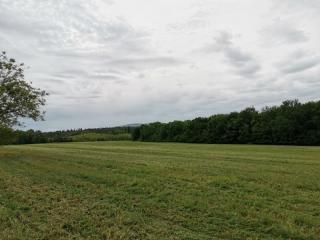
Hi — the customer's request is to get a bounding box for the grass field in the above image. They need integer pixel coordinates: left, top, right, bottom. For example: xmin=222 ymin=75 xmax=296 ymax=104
xmin=0 ymin=142 xmax=319 ymax=239
xmin=71 ymin=133 xmax=132 ymax=142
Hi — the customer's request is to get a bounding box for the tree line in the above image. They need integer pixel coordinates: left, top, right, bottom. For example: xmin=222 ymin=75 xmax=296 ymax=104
xmin=0 ymin=127 xmax=133 ymax=145
xmin=132 ymin=100 xmax=320 ymax=145
xmin=2 ymin=52 xmax=320 ymax=146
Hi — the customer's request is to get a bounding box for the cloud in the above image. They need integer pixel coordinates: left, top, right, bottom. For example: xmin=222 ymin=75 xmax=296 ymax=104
xmin=213 ymin=31 xmax=233 ymax=50
xmin=107 ymin=57 xmax=184 ymax=70
xmin=201 ymin=31 xmax=261 ymax=78
xmin=277 ymin=50 xmax=320 ymax=74
xmin=281 ymin=57 xmax=320 ymax=74
xmin=271 ymin=0 xmax=320 ymax=12
xmin=261 ymin=20 xmax=308 ymax=45
xmin=1 ymin=0 xmax=319 ymax=131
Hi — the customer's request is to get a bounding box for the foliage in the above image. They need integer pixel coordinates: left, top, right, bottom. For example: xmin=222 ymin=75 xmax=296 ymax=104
xmin=0 ymin=126 xmax=15 ymax=145
xmin=134 ymin=100 xmax=320 ymax=145
xmin=0 ymin=126 xmax=134 ymax=145
xmin=0 ymin=142 xmax=319 ymax=239
xmin=0 ymin=51 xmax=47 ymax=127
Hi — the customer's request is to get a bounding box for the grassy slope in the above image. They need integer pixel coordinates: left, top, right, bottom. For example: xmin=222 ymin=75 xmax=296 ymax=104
xmin=0 ymin=142 xmax=319 ymax=239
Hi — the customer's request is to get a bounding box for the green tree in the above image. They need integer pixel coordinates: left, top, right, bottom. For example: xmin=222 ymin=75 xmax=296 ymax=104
xmin=0 ymin=51 xmax=47 ymax=128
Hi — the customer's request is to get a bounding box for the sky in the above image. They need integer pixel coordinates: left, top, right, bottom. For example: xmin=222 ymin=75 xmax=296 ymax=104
xmin=1 ymin=0 xmax=320 ymax=131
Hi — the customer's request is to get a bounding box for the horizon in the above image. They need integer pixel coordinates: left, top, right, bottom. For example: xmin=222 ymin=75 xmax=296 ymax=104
xmin=21 ymin=98 xmax=317 ymax=132
xmin=2 ymin=0 xmax=320 ymax=131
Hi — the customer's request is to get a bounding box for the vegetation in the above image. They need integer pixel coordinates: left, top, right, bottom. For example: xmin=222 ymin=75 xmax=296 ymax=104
xmin=71 ymin=133 xmax=131 ymax=142
xmin=2 ymin=99 xmax=320 ymax=146
xmin=0 ymin=51 xmax=47 ymax=128
xmin=0 ymin=141 xmax=319 ymax=239
xmin=0 ymin=127 xmax=133 ymax=145
xmin=133 ymin=99 xmax=320 ymax=145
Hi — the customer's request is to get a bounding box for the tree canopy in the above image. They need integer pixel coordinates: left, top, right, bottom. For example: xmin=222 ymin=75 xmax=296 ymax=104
xmin=133 ymin=100 xmax=320 ymax=146
xmin=0 ymin=51 xmax=47 ymax=128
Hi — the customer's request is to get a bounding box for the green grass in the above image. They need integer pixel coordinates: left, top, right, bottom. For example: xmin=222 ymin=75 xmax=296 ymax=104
xmin=0 ymin=142 xmax=319 ymax=239
xmin=71 ymin=133 xmax=132 ymax=142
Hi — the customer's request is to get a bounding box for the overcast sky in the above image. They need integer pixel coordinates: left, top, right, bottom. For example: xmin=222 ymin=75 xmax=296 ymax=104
xmin=1 ymin=0 xmax=319 ymax=131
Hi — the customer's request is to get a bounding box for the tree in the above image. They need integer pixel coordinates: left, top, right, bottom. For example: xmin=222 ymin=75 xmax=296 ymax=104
xmin=134 ymin=100 xmax=320 ymax=145
xmin=0 ymin=51 xmax=47 ymax=128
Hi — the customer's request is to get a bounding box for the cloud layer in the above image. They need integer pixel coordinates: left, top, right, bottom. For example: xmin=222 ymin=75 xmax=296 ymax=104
xmin=1 ymin=0 xmax=319 ymax=130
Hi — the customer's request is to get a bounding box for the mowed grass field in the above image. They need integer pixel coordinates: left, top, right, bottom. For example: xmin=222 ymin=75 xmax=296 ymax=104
xmin=0 ymin=142 xmax=319 ymax=240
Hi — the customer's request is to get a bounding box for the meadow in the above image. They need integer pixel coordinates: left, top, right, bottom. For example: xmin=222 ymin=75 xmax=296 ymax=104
xmin=0 ymin=141 xmax=319 ymax=239
xmin=71 ymin=132 xmax=132 ymax=142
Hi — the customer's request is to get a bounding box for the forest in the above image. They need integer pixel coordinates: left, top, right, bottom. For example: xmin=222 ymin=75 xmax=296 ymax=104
xmin=132 ymin=99 xmax=320 ymax=146
xmin=0 ymin=127 xmax=133 ymax=145
xmin=1 ymin=99 xmax=320 ymax=146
